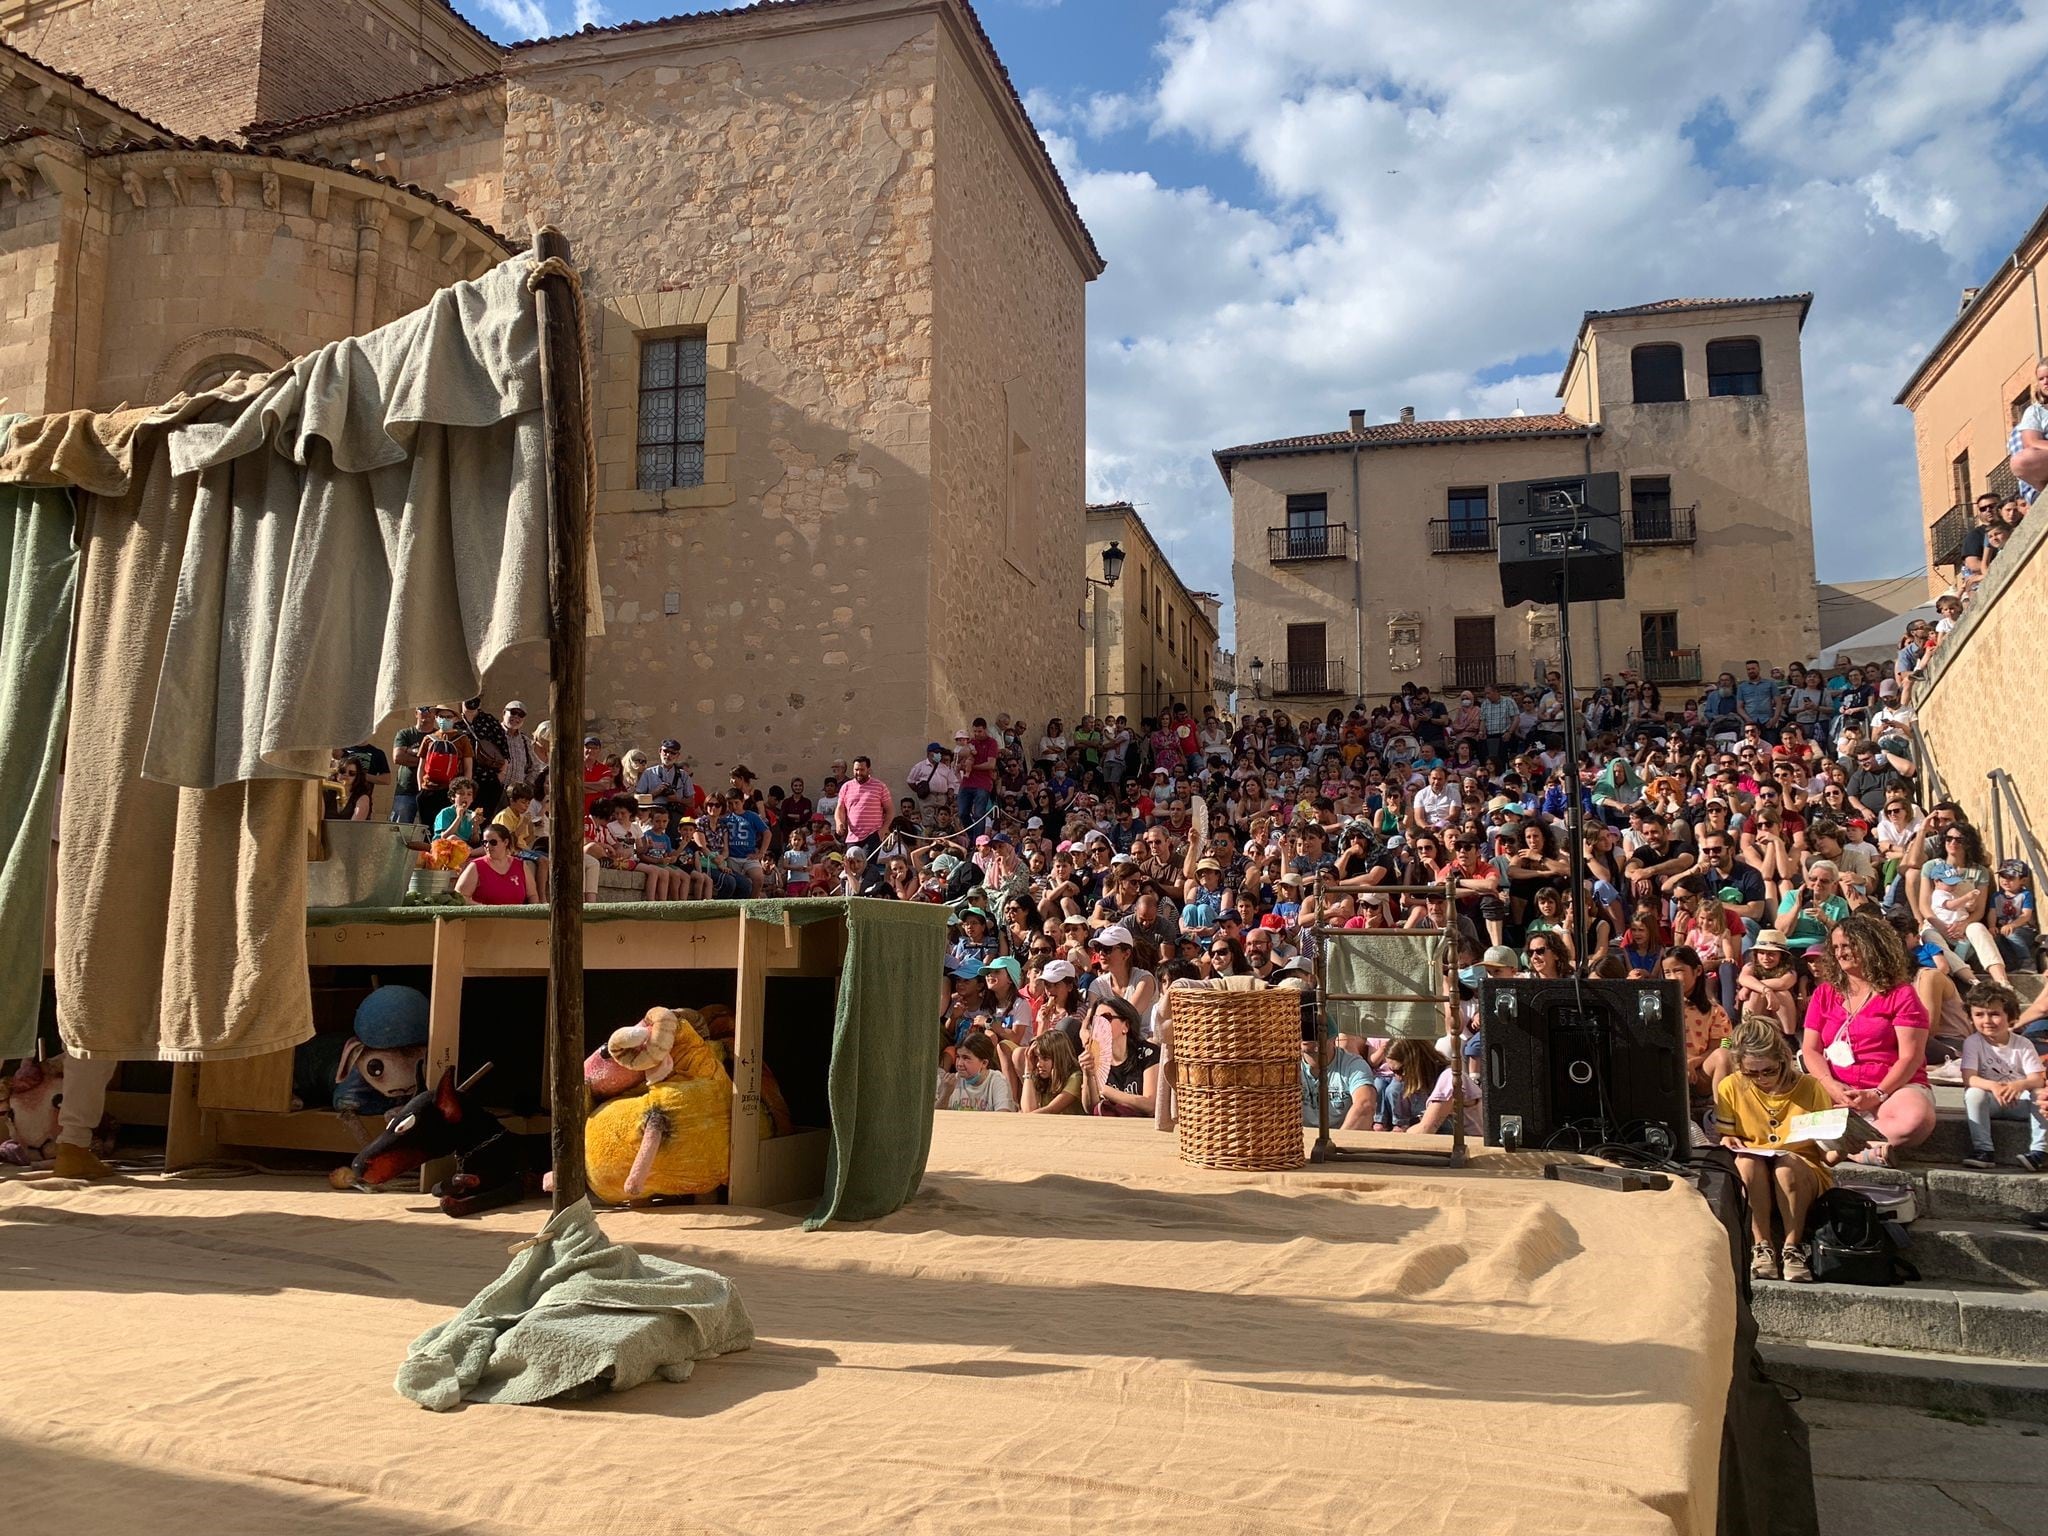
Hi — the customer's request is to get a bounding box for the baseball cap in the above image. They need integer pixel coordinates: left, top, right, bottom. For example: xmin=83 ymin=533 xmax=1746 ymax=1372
xmin=504 ymin=699 xmax=528 ymax=714
xmin=1481 ymin=945 xmax=1519 ymax=971
xmin=953 ymin=729 xmax=971 ymax=740
xmin=926 ymin=742 xmax=945 ymax=753
xmin=1091 ymin=923 xmax=1135 ymax=949
xmin=583 ymin=734 xmax=602 ymax=746
xmin=1026 ymin=816 xmax=1043 ymax=829
xmin=1999 ymin=859 xmax=2030 ymax=879
xmin=1110 ymin=852 xmax=1136 ymax=866
xmin=1041 ymin=958 xmax=1078 ymax=983
xmin=661 ymin=738 xmax=681 ymax=750
xmin=945 ymin=957 xmax=984 ymax=979
xmin=983 ymin=956 xmax=1022 ymax=986
xmin=1258 ymin=914 xmax=1285 ymax=931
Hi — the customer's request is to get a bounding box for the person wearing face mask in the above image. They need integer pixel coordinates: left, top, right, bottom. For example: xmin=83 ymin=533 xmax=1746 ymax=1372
xmin=414 ymin=705 xmax=473 ymax=832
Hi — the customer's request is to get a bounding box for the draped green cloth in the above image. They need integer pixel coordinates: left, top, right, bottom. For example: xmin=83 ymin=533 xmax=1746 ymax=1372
xmin=0 ymin=416 xmax=76 ymax=1059
xmin=1319 ymin=929 xmax=1450 ymax=1041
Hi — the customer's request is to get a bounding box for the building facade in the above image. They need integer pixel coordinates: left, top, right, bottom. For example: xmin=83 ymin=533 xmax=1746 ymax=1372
xmin=1894 ymin=208 xmax=2048 ymax=598
xmin=0 ymin=0 xmax=1099 ymax=781
xmin=1222 ymin=296 xmax=1820 ymax=708
xmin=1082 ymin=501 xmax=1219 ymax=724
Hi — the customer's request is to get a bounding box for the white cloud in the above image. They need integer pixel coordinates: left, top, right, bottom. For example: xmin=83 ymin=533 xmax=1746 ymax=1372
xmin=1064 ymin=0 xmax=2048 ymax=638
xmin=475 ymin=0 xmax=552 ymax=35
xmin=571 ymin=0 xmax=609 ymax=28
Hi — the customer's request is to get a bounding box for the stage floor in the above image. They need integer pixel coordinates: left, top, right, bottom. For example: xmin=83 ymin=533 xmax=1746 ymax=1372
xmin=3 ymin=1118 xmax=1733 ymax=1535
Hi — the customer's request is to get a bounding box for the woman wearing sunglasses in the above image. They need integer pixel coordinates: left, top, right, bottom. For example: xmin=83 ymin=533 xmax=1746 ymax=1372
xmin=455 ymin=826 xmax=538 ymax=906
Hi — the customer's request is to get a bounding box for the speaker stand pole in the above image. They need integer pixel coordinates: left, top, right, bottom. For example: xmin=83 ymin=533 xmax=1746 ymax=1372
xmin=1554 ymin=560 xmax=1588 ymax=973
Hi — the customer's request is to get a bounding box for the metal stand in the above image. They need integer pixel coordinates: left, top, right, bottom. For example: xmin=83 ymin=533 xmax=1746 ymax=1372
xmin=1308 ymin=874 xmax=1468 ymax=1167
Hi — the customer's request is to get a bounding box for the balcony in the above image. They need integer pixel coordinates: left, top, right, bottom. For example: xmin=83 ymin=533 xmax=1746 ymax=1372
xmin=1928 ymin=501 xmax=1970 ymax=568
xmin=1269 ymin=659 xmax=1347 ymax=697
xmin=1626 ymin=647 xmax=1705 ymax=685
xmin=1427 ymin=517 xmax=1497 ymax=554
xmin=1624 ymin=503 xmax=1698 ymax=546
xmin=1439 ymin=653 xmax=1517 ymax=690
xmin=1267 ymin=523 xmax=1350 ymax=562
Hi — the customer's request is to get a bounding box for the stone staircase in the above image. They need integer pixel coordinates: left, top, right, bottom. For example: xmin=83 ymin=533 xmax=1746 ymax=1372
xmin=1756 ymin=1083 xmax=2048 ymax=1423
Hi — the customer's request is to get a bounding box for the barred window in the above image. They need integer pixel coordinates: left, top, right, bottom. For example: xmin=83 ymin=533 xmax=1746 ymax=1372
xmin=636 ymin=335 xmax=707 ymax=491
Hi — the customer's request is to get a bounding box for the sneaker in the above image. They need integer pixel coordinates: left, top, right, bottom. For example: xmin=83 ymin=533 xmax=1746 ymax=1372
xmin=1780 ymin=1241 xmax=1814 ymax=1284
xmin=1750 ymin=1241 xmax=1780 ymax=1280
xmin=1963 ymin=1152 xmax=1997 ymax=1170
xmin=2018 ymin=1152 xmax=2048 ymax=1173
xmin=1927 ymin=1058 xmax=1964 ymax=1085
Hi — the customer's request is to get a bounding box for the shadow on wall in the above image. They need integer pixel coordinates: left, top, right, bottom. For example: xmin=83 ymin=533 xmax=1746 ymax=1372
xmin=482 ymin=374 xmax=936 ymax=784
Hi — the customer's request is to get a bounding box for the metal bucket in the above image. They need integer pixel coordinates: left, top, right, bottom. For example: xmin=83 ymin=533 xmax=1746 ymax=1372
xmin=308 ymin=820 xmax=420 ymax=910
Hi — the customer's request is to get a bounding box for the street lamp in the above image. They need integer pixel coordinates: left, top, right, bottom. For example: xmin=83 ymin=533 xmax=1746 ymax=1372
xmin=1092 ymin=540 xmax=1125 ymax=589
xmin=1248 ymin=655 xmax=1264 ymax=699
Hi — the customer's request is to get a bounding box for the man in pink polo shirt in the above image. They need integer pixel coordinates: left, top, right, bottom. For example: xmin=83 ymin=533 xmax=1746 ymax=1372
xmin=834 ymin=754 xmax=892 ymax=853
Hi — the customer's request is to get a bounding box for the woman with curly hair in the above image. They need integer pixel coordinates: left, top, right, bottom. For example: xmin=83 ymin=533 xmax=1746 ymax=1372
xmin=1800 ymin=910 xmax=1936 ymax=1164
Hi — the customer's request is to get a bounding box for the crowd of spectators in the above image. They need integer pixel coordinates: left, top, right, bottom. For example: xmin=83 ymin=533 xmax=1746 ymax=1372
xmin=332 ymin=573 xmax=2047 ymax=1276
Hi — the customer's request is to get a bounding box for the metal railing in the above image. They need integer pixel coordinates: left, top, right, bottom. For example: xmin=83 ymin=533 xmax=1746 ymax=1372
xmin=1427 ymin=517 xmax=1497 ymax=554
xmin=1625 ymin=647 xmax=1704 ymax=684
xmin=1928 ymin=501 xmax=1970 ymax=568
xmin=1624 ymin=503 xmax=1698 ymax=545
xmin=1267 ymin=523 xmax=1350 ymax=562
xmin=1269 ymin=659 xmax=1347 ymax=697
xmin=1439 ymin=652 xmax=1517 ymax=690
xmin=1988 ymin=768 xmax=2047 ymax=904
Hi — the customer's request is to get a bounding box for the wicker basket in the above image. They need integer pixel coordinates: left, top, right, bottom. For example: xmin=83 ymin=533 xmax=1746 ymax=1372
xmin=1171 ymin=986 xmax=1305 ymax=1171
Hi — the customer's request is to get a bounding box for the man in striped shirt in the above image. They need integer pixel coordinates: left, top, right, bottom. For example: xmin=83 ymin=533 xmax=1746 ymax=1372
xmin=1477 ymin=683 xmax=1518 ymax=768
xmin=834 ymin=754 xmax=892 ymax=853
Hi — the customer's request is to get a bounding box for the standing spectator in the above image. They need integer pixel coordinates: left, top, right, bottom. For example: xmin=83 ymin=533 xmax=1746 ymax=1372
xmin=501 ymin=700 xmax=541 ymax=792
xmin=459 ymin=696 xmax=509 ymax=815
xmin=1735 ymin=660 xmax=1781 ymax=740
xmin=580 ymin=734 xmax=617 ymax=814
xmin=959 ymin=719 xmax=999 ymax=833
xmin=390 ymin=702 xmax=433 ymax=825
xmin=415 ymin=706 xmax=473 ymax=831
xmin=835 ymin=755 xmax=892 ymax=852
xmin=906 ymin=741 xmax=958 ymax=829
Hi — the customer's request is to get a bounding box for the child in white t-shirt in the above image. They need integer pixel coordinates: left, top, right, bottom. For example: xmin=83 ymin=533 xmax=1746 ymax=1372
xmin=779 ymin=829 xmax=812 ymax=896
xmin=1959 ymin=982 xmax=2048 ymax=1170
xmin=939 ymin=1032 xmax=1014 ymax=1112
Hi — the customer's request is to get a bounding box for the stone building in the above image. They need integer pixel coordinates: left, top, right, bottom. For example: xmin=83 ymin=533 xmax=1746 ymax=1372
xmin=1082 ymin=500 xmax=1220 ymax=725
xmin=1894 ymin=206 xmax=2048 ymax=598
xmin=1221 ymin=296 xmax=1820 ymax=707
xmin=0 ymin=0 xmax=1100 ymax=781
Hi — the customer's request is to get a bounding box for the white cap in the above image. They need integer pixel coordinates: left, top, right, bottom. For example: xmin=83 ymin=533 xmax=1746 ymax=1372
xmin=1091 ymin=923 xmax=1135 ymax=949
xmin=1026 ymin=816 xmax=1043 ymax=829
xmin=503 ymin=699 xmax=528 ymax=713
xmin=1041 ymin=958 xmax=1078 ymax=982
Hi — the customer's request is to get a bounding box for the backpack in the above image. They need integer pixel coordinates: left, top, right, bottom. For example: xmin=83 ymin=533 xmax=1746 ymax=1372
xmin=1805 ymin=1187 xmax=1919 ymax=1286
xmin=418 ymin=735 xmax=462 ymax=790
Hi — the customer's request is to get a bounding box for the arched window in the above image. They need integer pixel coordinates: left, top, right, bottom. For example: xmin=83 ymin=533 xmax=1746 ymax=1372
xmin=1631 ymin=343 xmax=1685 ymax=404
xmin=181 ymin=354 xmax=271 ymax=394
xmin=1706 ymin=338 xmax=1763 ymax=396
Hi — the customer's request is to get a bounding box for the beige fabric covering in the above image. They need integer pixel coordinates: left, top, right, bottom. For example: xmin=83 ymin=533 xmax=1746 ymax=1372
xmin=1 ymin=1116 xmax=1732 ymax=1532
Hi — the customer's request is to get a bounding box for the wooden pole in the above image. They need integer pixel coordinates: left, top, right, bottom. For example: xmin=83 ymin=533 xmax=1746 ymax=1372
xmin=532 ymin=226 xmax=589 ymax=1213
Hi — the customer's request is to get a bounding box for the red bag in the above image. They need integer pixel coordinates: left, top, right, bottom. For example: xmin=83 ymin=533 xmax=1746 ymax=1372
xmin=419 ymin=736 xmax=462 ymax=790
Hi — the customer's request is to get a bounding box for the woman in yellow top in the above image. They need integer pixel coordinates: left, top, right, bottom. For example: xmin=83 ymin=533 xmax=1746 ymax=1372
xmin=1714 ymin=1013 xmax=1835 ymax=1284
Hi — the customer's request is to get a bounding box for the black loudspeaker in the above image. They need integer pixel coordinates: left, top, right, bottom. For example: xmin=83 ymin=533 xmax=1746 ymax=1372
xmin=1478 ymin=977 xmax=1688 ymax=1159
xmin=1497 ymin=472 xmax=1625 ymax=606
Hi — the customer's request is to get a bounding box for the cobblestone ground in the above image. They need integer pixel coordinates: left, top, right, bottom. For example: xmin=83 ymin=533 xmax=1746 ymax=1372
xmin=1801 ymin=1398 xmax=2045 ymax=1535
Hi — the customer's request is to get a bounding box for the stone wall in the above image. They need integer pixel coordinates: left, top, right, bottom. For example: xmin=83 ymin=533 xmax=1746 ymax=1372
xmin=260 ymin=84 xmax=509 ymax=232
xmin=491 ymin=14 xmax=944 ymax=783
xmin=1917 ymin=512 xmax=2048 ymax=853
xmin=930 ymin=22 xmax=1087 ymax=739
xmin=85 ymin=150 xmax=499 ymax=410
xmin=0 ymin=163 xmax=80 ymax=416
xmin=0 ymin=0 xmax=498 ymax=139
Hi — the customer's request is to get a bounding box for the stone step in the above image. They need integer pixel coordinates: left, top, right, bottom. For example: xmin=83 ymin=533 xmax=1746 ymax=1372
xmin=1754 ymin=1276 xmax=2048 ymax=1362
xmin=1836 ymin=1161 xmax=2048 ymax=1223
xmin=1759 ymin=1339 xmax=2048 ymax=1424
xmin=1902 ymin=1105 xmax=2039 ymax=1166
xmin=1902 ymin=1220 xmax=2048 ymax=1289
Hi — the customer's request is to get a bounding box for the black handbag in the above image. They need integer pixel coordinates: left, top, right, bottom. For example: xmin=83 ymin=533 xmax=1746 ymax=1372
xmin=1806 ymin=1187 xmax=1919 ymax=1286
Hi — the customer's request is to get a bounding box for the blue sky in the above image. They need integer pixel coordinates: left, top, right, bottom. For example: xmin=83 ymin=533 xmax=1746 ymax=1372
xmin=456 ymin=0 xmax=2048 ymax=630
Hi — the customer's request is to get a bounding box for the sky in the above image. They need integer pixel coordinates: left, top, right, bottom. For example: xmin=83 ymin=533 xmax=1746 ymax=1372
xmin=454 ymin=0 xmax=2048 ymax=634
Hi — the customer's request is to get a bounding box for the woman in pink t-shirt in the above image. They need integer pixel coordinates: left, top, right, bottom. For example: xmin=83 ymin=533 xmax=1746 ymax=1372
xmin=1800 ymin=911 xmax=1936 ymax=1165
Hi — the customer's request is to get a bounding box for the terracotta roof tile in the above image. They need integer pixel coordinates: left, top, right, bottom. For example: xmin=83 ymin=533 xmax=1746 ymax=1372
xmin=1214 ymin=412 xmax=1594 ymax=482
xmin=1581 ymin=295 xmax=1812 ymax=322
xmin=506 ymin=0 xmax=1102 ymax=273
xmin=244 ymin=73 xmax=504 ymax=142
xmin=0 ymin=38 xmax=175 ymax=139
